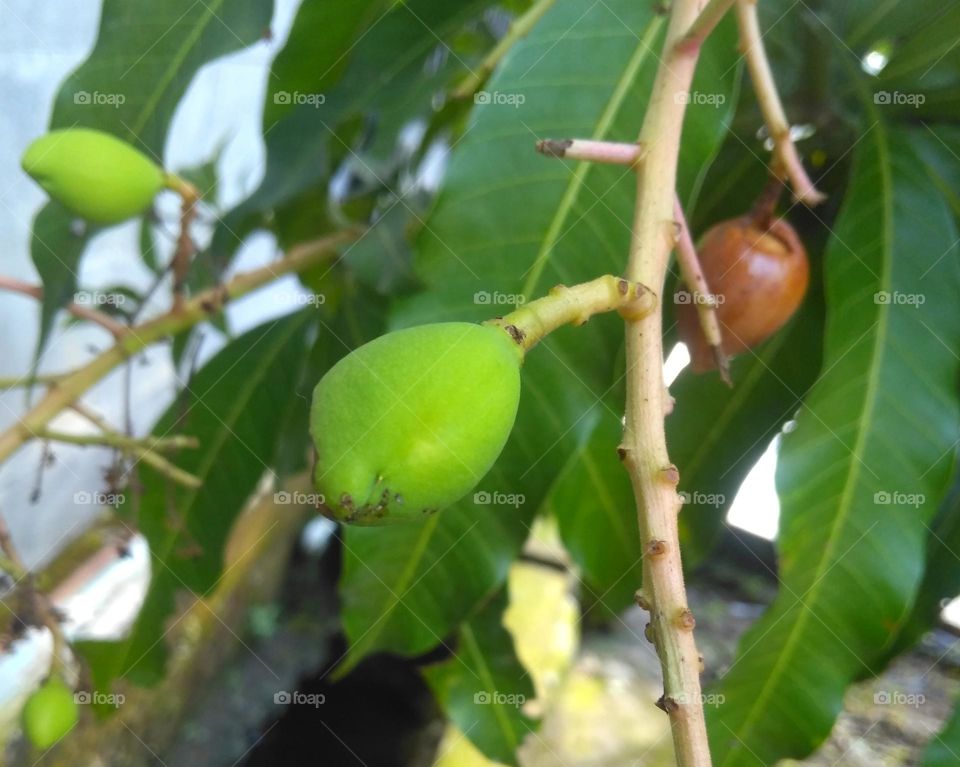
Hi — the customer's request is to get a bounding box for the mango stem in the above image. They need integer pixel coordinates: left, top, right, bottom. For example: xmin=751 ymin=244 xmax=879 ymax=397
xmin=486 ymin=274 xmax=656 ymax=354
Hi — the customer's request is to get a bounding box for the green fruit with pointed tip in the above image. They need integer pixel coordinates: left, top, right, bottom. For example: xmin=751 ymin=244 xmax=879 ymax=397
xmin=21 ymin=129 xmax=166 ymax=224
xmin=21 ymin=678 xmax=78 ymax=750
xmin=311 ymin=322 xmax=522 ymax=525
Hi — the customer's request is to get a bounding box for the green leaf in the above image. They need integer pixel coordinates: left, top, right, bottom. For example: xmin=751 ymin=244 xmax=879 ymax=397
xmin=29 ymin=204 xmax=89 ymax=372
xmin=79 ymin=312 xmax=311 ymax=685
xmin=422 ymin=590 xmax=537 ymax=766
xmin=883 ymin=476 xmax=960 ymax=661
xmin=339 ymin=0 xmax=739 ymax=667
xmin=708 ymin=121 xmax=960 ymax=765
xmin=921 ymin=697 xmax=960 ymax=767
xmin=31 ymin=0 xmax=271 ymax=360
xmin=212 ymin=0 xmax=488 ymax=262
xmin=671 ymin=285 xmax=825 ymax=566
xmin=263 ymin=0 xmax=386 ymax=126
xmin=547 ymin=410 xmax=641 ymax=619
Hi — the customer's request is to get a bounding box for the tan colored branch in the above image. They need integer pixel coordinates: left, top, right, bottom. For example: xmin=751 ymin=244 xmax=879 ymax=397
xmin=672 ymin=196 xmax=731 ymax=385
xmin=0 ymin=275 xmax=127 ymax=338
xmin=735 ymin=0 xmax=825 ymax=205
xmin=621 ymin=0 xmax=716 ymax=764
xmin=0 ymin=229 xmax=359 ymax=466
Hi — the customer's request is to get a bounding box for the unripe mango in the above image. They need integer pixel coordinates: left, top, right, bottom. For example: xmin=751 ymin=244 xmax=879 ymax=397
xmin=311 ymin=323 xmax=522 ymax=525
xmin=21 ymin=129 xmax=165 ymax=224
xmin=21 ymin=678 xmax=78 ymax=750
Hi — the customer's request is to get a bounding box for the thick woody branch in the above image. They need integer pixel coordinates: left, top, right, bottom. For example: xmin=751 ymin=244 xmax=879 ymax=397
xmin=735 ymin=0 xmax=825 ymax=205
xmin=672 ymin=196 xmax=731 ymax=385
xmin=621 ymin=0 xmax=716 ymax=764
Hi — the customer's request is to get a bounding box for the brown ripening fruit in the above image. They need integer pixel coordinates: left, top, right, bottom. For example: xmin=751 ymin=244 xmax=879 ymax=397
xmin=677 ymin=215 xmax=808 ymax=372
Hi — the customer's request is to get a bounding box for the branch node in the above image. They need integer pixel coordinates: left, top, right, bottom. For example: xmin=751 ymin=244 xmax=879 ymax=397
xmin=677 ymin=607 xmax=697 ymax=630
xmin=656 ymin=694 xmax=681 ymax=714
xmin=661 ymin=464 xmax=680 ymax=485
xmin=635 ymin=589 xmax=651 ymax=611
xmin=646 ymin=539 xmax=668 ymax=558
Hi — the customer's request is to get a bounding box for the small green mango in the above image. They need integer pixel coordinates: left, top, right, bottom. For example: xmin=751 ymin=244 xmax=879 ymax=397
xmin=21 ymin=678 xmax=78 ymax=750
xmin=21 ymin=129 xmax=166 ymax=224
xmin=311 ymin=322 xmax=522 ymax=525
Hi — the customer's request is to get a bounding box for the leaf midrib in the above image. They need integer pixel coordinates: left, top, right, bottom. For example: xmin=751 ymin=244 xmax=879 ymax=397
xmin=719 ymin=123 xmax=893 ymax=761
xmin=461 ymin=623 xmax=526 ymax=753
xmin=128 ymin=0 xmax=228 ymax=142
xmin=519 ymin=14 xmax=664 ymax=301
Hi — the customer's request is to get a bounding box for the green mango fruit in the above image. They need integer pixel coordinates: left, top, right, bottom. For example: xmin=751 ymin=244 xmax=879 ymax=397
xmin=21 ymin=678 xmax=78 ymax=750
xmin=311 ymin=322 xmax=522 ymax=525
xmin=21 ymin=129 xmax=166 ymax=224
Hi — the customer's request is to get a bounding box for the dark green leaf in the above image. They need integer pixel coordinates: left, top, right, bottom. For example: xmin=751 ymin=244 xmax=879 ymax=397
xmin=422 ymin=589 xmax=537 ymax=765
xmin=29 ymin=204 xmax=90 ymax=371
xmin=212 ymin=0 xmax=488 ymax=263
xmin=709 ymin=121 xmax=960 ymax=766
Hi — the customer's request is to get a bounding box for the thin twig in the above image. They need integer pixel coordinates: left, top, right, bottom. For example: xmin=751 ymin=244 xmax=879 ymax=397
xmin=0 ymin=513 xmax=70 ymax=672
xmin=675 ymin=0 xmax=738 ymax=53
xmin=0 ymin=229 xmax=360 ymax=465
xmin=536 ymin=138 xmax=643 ymax=166
xmin=735 ymin=0 xmax=825 ymax=205
xmin=0 ymin=275 xmax=127 ymax=338
xmin=164 ymin=175 xmax=201 ymax=313
xmin=673 ymin=196 xmax=731 ymax=385
xmin=38 ymin=428 xmax=201 ymax=489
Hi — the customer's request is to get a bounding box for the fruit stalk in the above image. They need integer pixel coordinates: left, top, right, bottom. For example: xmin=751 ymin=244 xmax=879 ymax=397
xmin=488 ymin=274 xmax=655 ymax=353
xmin=621 ymin=0 xmax=715 ymax=764
xmin=165 ymin=174 xmax=201 ymax=313
xmin=0 ymin=229 xmax=358 ymax=466
xmin=672 ymin=196 xmax=730 ymax=384
xmin=735 ymin=0 xmax=825 ymax=205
